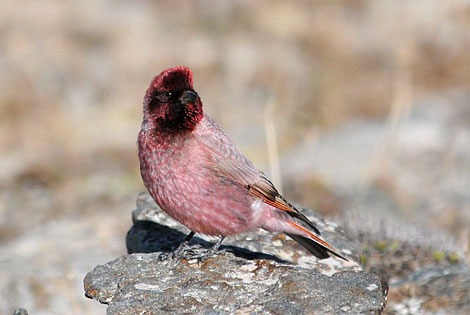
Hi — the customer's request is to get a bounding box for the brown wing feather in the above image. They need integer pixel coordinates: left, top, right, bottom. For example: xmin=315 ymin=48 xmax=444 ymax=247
xmin=246 ymin=174 xmax=293 ymax=211
xmin=198 ymin=119 xmax=321 ymax=235
xmin=246 ymin=176 xmax=321 ymax=234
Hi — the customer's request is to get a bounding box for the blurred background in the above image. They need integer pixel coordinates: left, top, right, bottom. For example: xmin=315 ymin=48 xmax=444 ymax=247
xmin=0 ymin=0 xmax=469 ymax=314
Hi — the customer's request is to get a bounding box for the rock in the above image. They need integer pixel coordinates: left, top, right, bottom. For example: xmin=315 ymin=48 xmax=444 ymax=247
xmin=387 ymin=263 xmax=470 ymax=314
xmin=12 ymin=309 xmax=28 ymax=315
xmin=84 ymin=194 xmax=388 ymax=314
xmin=84 ymin=252 xmax=388 ymax=314
xmin=350 ymin=235 xmax=470 ymax=315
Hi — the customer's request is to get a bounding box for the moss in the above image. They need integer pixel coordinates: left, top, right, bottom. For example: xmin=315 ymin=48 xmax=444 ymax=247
xmin=375 ymin=241 xmax=387 ymax=253
xmin=389 ymin=240 xmax=400 ymax=251
xmin=432 ymin=251 xmax=445 ymax=262
xmin=447 ymin=252 xmax=459 ymax=264
xmin=359 ymin=254 xmax=368 ymax=265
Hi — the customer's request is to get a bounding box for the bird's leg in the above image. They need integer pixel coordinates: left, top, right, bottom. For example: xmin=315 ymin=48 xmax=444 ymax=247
xmin=207 ymin=235 xmax=225 ymax=254
xmin=176 ymin=236 xmax=226 ymax=263
xmin=172 ymin=231 xmax=196 ymax=257
xmin=158 ymin=231 xmax=196 ymax=261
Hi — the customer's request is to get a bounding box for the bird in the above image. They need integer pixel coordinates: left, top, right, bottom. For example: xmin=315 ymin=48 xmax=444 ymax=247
xmin=138 ymin=66 xmax=347 ymax=262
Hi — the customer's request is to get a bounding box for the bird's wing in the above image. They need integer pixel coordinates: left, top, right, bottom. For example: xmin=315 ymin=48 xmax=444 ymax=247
xmin=212 ymin=158 xmax=348 ymax=260
xmin=198 ymin=117 xmax=320 ymax=233
xmin=246 ymin=174 xmax=321 ymax=234
xmin=198 ymin=117 xmax=348 ymax=260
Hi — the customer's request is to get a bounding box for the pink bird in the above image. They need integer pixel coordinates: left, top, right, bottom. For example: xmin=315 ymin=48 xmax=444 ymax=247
xmin=138 ymin=66 xmax=347 ymax=261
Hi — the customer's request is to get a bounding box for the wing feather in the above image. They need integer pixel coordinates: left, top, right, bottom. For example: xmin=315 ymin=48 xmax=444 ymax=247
xmin=197 ymin=117 xmax=321 ymax=235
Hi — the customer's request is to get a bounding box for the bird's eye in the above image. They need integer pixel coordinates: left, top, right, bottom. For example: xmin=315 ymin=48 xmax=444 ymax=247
xmin=165 ymin=92 xmax=172 ymax=98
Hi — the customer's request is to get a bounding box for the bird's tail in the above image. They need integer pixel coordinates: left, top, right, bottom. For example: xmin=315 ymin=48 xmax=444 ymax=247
xmin=286 ymin=222 xmax=349 ymax=261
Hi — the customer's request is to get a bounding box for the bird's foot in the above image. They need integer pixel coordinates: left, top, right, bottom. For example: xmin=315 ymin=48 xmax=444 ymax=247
xmin=175 ymin=246 xmax=228 ymax=264
xmin=158 ymin=243 xmax=227 ymax=264
xmin=158 ymin=235 xmax=226 ymax=265
xmin=157 ymin=242 xmax=203 ymax=262
xmin=176 ymin=236 xmax=227 ymax=263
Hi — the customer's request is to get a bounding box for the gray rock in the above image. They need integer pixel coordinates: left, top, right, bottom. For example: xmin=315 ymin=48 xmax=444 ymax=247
xmin=387 ymin=263 xmax=470 ymax=314
xmin=84 ymin=252 xmax=388 ymax=314
xmin=84 ymin=194 xmax=388 ymax=314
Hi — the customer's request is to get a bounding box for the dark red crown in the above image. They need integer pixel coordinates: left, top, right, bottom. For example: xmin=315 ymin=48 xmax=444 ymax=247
xmin=150 ymin=66 xmax=193 ymax=92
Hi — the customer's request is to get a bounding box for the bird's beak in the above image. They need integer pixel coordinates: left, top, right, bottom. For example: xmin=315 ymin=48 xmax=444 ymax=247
xmin=179 ymin=90 xmax=198 ymax=105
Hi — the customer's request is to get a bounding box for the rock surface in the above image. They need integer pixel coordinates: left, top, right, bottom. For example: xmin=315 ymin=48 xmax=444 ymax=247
xmin=387 ymin=263 xmax=470 ymax=314
xmin=84 ymin=193 xmax=388 ymax=314
xmin=85 ymin=252 xmax=388 ymax=314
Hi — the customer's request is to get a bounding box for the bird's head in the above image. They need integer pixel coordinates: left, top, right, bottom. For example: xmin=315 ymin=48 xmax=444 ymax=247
xmin=143 ymin=66 xmax=203 ymax=131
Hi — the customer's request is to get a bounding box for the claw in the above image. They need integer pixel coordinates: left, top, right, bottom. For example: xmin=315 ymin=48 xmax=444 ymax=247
xmin=158 ymin=252 xmax=170 ymax=261
xmin=157 ymin=233 xmax=226 ymax=265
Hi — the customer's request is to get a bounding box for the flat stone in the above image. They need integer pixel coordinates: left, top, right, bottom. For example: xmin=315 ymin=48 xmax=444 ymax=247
xmin=84 ymin=252 xmax=388 ymax=314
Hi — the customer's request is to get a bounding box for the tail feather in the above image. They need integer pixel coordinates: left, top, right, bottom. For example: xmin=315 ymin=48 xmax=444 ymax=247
xmin=286 ymin=233 xmax=349 ymax=261
xmin=287 ymin=222 xmax=349 ymax=261
xmin=286 ymin=233 xmax=330 ymax=259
